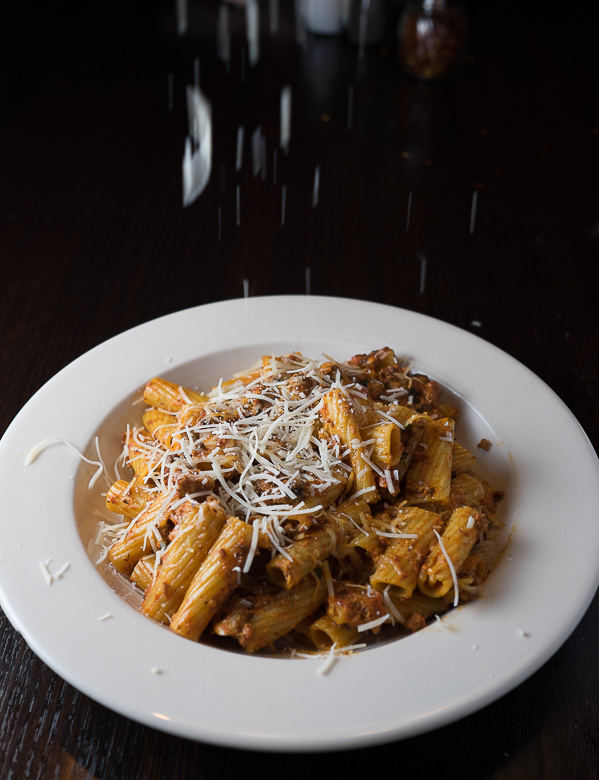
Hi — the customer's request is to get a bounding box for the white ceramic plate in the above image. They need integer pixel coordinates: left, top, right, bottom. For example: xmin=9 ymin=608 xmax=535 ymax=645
xmin=1 ymin=295 xmax=598 ymax=752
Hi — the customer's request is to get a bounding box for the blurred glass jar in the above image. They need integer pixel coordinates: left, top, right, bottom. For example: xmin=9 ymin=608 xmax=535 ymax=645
xmin=397 ymin=0 xmax=468 ymax=81
xmin=302 ymin=0 xmax=347 ymax=35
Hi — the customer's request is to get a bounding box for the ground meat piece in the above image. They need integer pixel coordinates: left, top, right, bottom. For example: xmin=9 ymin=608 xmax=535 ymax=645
xmin=327 ymin=582 xmax=387 ymax=631
xmin=174 ymin=471 xmax=215 ymax=496
xmin=285 ymin=373 xmax=317 ymax=400
xmin=348 ymin=347 xmax=396 ymax=375
xmin=364 ymin=378 xmax=385 ymax=400
xmin=410 ymin=374 xmax=442 ymax=413
xmin=377 ymin=365 xmax=411 ymax=390
xmin=405 ymin=612 xmax=427 ymax=632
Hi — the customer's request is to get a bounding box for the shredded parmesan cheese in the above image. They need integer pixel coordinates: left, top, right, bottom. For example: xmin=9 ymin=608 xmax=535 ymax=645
xmin=358 ymin=613 xmax=390 ymax=632
xmin=316 ymin=643 xmax=338 ymax=675
xmin=26 ymin=438 xmax=106 ymax=488
xmin=38 ymin=558 xmax=70 ymax=586
xmin=433 ymin=529 xmax=460 ymax=607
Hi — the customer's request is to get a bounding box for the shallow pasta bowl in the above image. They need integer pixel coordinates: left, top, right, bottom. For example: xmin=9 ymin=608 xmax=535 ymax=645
xmin=0 ymin=295 xmax=598 ymax=752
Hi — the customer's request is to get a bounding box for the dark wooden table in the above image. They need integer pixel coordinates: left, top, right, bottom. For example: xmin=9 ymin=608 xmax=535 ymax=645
xmin=2 ymin=1 xmax=599 ymax=777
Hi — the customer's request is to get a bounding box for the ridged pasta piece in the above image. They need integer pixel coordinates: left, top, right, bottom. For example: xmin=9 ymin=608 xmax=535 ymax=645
xmin=403 ymin=417 xmax=454 ymax=505
xmin=266 ymin=519 xmax=339 ymax=589
xmin=449 ymin=472 xmax=485 ymax=509
xmin=451 ymin=441 xmax=477 ymax=475
xmin=169 ymin=517 xmax=254 ymax=642
xmin=307 ymin=614 xmax=360 ymax=651
xmin=108 ymin=491 xmax=178 ymax=575
xmin=125 ymin=427 xmax=165 ymax=480
xmin=131 ymin=554 xmax=155 ymax=591
xmin=370 ymin=506 xmax=443 ymax=597
xmin=141 ymin=498 xmax=227 ymax=624
xmin=212 ymin=571 xmax=328 ymax=652
xmin=418 ymin=506 xmax=487 ymax=600
xmin=143 ymin=377 xmax=208 ymax=412
xmin=142 ymin=408 xmax=178 ymax=449
xmin=105 ymin=477 xmax=156 ymax=518
xmin=321 ymin=388 xmax=379 ymax=503
xmin=367 ymin=420 xmax=404 ymax=470
xmin=383 ymin=587 xmax=451 ymax=629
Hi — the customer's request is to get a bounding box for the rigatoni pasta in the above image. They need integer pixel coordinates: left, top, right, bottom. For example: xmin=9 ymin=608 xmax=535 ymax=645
xmin=97 ymin=348 xmax=504 ymax=655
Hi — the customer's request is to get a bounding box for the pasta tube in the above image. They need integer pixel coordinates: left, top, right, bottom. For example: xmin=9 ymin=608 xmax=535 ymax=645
xmin=381 ymin=405 xmax=427 ymax=481
xmin=307 ymin=614 xmax=360 ymax=651
xmin=266 ymin=520 xmax=339 ymax=589
xmin=321 ymin=388 xmax=379 ymax=503
xmin=451 ymin=441 xmax=477 ymax=475
xmin=141 ymin=498 xmax=227 ymax=623
xmin=418 ymin=506 xmax=487 ymax=599
xmin=105 ymin=477 xmax=157 ymax=517
xmin=142 ymin=408 xmax=178 ymax=449
xmin=108 ymin=491 xmax=178 ymax=575
xmin=143 ymin=377 xmax=208 ymax=412
xmin=403 ymin=417 xmax=454 ymax=504
xmin=125 ymin=428 xmax=165 ymax=480
xmin=131 ymin=554 xmax=155 ymax=591
xmin=384 ymin=587 xmax=451 ymax=629
xmin=169 ymin=517 xmax=254 ymax=641
xmin=212 ymin=571 xmax=328 ymax=652
xmin=449 ymin=472 xmax=485 ymax=509
xmin=370 ymin=506 xmax=442 ymax=597
xmin=368 ymin=421 xmax=404 ymax=470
